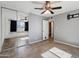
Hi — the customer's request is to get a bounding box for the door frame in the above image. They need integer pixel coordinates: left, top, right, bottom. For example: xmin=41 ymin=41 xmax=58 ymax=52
xmin=42 ymin=19 xmax=54 ymax=41
xmin=51 ymin=20 xmax=54 ymax=40
xmin=48 ymin=20 xmax=54 ymax=41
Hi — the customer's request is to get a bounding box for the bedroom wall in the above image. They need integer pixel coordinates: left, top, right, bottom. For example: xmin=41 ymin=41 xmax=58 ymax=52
xmin=0 ymin=4 xmax=2 ymax=52
xmin=28 ymin=13 xmax=43 ymax=43
xmin=53 ymin=9 xmax=79 ymax=47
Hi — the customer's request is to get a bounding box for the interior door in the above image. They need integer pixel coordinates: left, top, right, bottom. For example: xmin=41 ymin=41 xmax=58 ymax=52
xmin=2 ymin=8 xmax=17 ymax=50
xmin=48 ymin=22 xmax=51 ymax=39
xmin=2 ymin=8 xmax=17 ymax=39
xmin=43 ymin=20 xmax=49 ymax=40
xmin=48 ymin=21 xmax=54 ymax=40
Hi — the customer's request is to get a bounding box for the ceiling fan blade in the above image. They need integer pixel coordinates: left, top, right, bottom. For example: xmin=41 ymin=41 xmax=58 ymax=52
xmin=49 ymin=10 xmax=54 ymax=14
xmin=34 ymin=8 xmax=43 ymax=10
xmin=41 ymin=11 xmax=46 ymax=14
xmin=51 ymin=6 xmax=62 ymax=10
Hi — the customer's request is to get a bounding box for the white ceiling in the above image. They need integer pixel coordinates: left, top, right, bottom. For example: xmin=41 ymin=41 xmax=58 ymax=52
xmin=0 ymin=1 xmax=79 ymax=17
xmin=31 ymin=1 xmax=61 ymax=4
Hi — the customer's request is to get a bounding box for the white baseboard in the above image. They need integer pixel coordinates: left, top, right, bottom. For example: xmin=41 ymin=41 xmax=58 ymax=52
xmin=54 ymin=40 xmax=79 ymax=48
xmin=30 ymin=39 xmax=43 ymax=44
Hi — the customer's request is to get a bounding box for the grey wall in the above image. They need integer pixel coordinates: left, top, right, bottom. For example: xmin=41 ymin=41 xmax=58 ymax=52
xmin=0 ymin=5 xmax=2 ymax=52
xmin=53 ymin=9 xmax=79 ymax=46
xmin=29 ymin=13 xmax=43 ymax=43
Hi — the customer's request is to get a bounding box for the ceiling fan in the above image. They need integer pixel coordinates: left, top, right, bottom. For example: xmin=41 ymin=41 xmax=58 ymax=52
xmin=34 ymin=1 xmax=62 ymax=14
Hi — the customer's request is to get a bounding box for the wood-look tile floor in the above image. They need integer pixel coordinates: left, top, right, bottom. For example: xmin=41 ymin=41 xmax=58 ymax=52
xmin=0 ymin=40 xmax=79 ymax=58
xmin=2 ymin=38 xmax=29 ymax=50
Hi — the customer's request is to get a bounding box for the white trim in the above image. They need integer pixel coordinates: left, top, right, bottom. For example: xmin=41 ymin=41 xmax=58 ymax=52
xmin=54 ymin=40 xmax=79 ymax=48
xmin=30 ymin=39 xmax=43 ymax=44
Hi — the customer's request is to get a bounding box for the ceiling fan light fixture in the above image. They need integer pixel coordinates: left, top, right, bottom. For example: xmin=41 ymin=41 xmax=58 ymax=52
xmin=34 ymin=1 xmax=62 ymax=14
xmin=44 ymin=10 xmax=50 ymax=14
